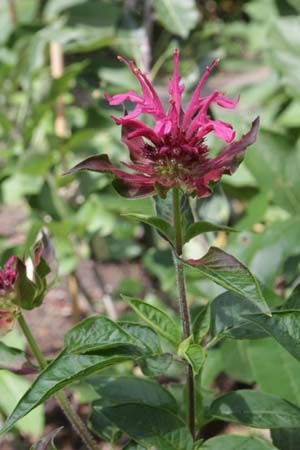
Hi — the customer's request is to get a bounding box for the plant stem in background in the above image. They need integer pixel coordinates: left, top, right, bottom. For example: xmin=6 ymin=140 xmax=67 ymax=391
xmin=7 ymin=0 xmax=17 ymax=25
xmin=18 ymin=313 xmax=99 ymax=450
xmin=172 ymin=188 xmax=195 ymax=438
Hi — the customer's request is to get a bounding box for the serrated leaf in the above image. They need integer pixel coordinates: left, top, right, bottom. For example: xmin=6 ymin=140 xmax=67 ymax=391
xmin=124 ymin=213 xmax=174 ymax=243
xmin=244 ymin=311 xmax=300 ymax=361
xmin=209 ymin=390 xmax=300 ymax=428
xmin=201 ymin=434 xmax=278 ymax=450
xmin=139 ymin=353 xmax=173 ymax=377
xmin=184 ymin=221 xmax=236 ymax=244
xmin=118 ymin=321 xmax=161 ymax=354
xmin=64 ymin=316 xmax=143 ymax=354
xmin=123 ymin=296 xmax=181 ymax=345
xmin=183 ymin=247 xmax=270 ymax=315
xmin=0 ymin=350 xmax=133 ymax=435
xmin=102 ymin=403 xmax=193 ymax=450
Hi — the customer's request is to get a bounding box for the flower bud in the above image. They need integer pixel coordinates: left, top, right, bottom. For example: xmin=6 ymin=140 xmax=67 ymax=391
xmin=0 ymin=256 xmax=19 ymax=337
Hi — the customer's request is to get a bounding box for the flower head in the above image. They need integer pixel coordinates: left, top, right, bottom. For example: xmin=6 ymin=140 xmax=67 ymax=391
xmin=0 ymin=256 xmax=18 ymax=337
xmin=66 ymin=49 xmax=259 ymax=198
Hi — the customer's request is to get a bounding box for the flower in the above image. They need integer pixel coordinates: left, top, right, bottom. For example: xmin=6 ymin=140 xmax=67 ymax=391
xmin=66 ymin=49 xmax=259 ymax=198
xmin=0 ymin=256 xmax=19 ymax=337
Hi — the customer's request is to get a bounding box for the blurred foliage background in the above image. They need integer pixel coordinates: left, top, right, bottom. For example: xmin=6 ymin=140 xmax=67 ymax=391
xmin=1 ymin=0 xmax=300 ymax=445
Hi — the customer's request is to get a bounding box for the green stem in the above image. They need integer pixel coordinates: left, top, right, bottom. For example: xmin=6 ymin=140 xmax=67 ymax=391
xmin=18 ymin=313 xmax=99 ymax=450
xmin=172 ymin=188 xmax=195 ymax=439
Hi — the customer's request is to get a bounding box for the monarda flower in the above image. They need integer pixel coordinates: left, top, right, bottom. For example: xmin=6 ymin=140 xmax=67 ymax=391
xmin=66 ymin=49 xmax=259 ymax=198
xmin=0 ymin=256 xmax=19 ymax=337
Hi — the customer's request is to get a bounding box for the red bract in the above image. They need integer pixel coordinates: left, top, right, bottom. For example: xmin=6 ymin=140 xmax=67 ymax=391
xmin=66 ymin=49 xmax=259 ymax=198
xmin=0 ymin=256 xmax=18 ymax=337
xmin=0 ymin=256 xmax=17 ymax=297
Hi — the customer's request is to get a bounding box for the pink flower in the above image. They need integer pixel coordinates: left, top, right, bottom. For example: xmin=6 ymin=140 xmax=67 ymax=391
xmin=0 ymin=256 xmax=18 ymax=337
xmin=66 ymin=49 xmax=259 ymax=198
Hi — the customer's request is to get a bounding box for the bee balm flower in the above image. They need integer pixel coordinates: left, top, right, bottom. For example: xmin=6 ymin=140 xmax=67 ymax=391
xmin=66 ymin=49 xmax=259 ymax=198
xmin=0 ymin=256 xmax=19 ymax=336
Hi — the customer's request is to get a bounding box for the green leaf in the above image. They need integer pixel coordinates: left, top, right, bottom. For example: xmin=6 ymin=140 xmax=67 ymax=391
xmin=88 ymin=401 xmax=120 ymax=443
xmin=123 ymin=296 xmax=181 ymax=345
xmin=184 ymin=221 xmax=236 ymax=244
xmin=221 ymin=340 xmax=254 ymax=384
xmin=184 ymin=344 xmax=206 ymax=375
xmin=88 ymin=376 xmax=177 ymax=413
xmin=153 ymin=0 xmax=199 ymax=38
xmin=64 ymin=316 xmax=143 ymax=354
xmin=15 ymin=258 xmax=37 ymax=310
xmin=122 ymin=442 xmax=146 ymax=450
xmin=30 ymin=427 xmax=63 ymax=450
xmin=0 ymin=351 xmax=133 ymax=435
xmin=118 ymin=322 xmax=161 ymax=354
xmin=0 ymin=371 xmax=44 ymax=437
xmin=210 ymin=292 xmax=268 ymax=340
xmin=245 ymin=311 xmax=300 ymax=361
xmin=123 ymin=213 xmax=175 ymax=243
xmin=201 ymin=435 xmax=278 ymax=450
xmin=102 ymin=403 xmax=193 ymax=450
xmin=247 ymin=338 xmax=300 ymax=405
xmin=271 ymin=428 xmax=300 ymax=450
xmin=192 ymin=304 xmax=211 ymax=343
xmin=0 ymin=342 xmax=29 ymax=373
xmin=139 ymin=353 xmax=173 ymax=377
xmin=183 ymin=247 xmax=270 ymax=315
xmin=209 ymin=390 xmax=300 ymax=428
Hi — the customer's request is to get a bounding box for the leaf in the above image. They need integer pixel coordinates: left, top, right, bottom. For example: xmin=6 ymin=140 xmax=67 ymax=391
xmin=184 ymin=221 xmax=236 ymax=244
xmin=88 ymin=401 xmax=120 ymax=442
xmin=0 ymin=350 xmax=133 ymax=435
xmin=201 ymin=434 xmax=278 ymax=450
xmin=271 ymin=428 xmax=300 ymax=450
xmin=154 ymin=189 xmax=194 ymax=228
xmin=30 ymin=427 xmax=63 ymax=450
xmin=246 ymin=130 xmax=300 ymax=214
xmin=64 ymin=316 xmax=143 ymax=354
xmin=139 ymin=353 xmax=173 ymax=377
xmin=153 ymin=0 xmax=199 ymax=38
xmin=192 ymin=304 xmax=211 ymax=343
xmin=184 ymin=247 xmax=270 ymax=315
xmin=123 ymin=442 xmax=146 ymax=450
xmin=123 ymin=296 xmax=181 ymax=345
xmin=209 ymin=390 xmax=300 ymax=428
xmin=118 ymin=321 xmax=162 ymax=354
xmin=102 ymin=403 xmax=193 ymax=450
xmin=0 ymin=371 xmax=44 ymax=437
xmin=123 ymin=213 xmax=175 ymax=243
xmin=210 ymin=292 xmax=268 ymax=340
xmin=0 ymin=342 xmax=31 ymax=374
xmin=244 ymin=311 xmax=300 ymax=361
xmin=184 ymin=344 xmax=206 ymax=375
xmin=221 ymin=340 xmax=254 ymax=384
xmin=88 ymin=376 xmax=177 ymax=413
xmin=247 ymin=338 xmax=300 ymax=405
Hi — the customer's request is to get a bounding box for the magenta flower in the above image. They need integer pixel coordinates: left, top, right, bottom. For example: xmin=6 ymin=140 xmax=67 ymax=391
xmin=0 ymin=256 xmax=18 ymax=336
xmin=67 ymin=49 xmax=259 ymax=198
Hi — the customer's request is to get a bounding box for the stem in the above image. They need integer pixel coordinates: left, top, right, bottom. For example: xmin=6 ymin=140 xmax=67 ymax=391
xmin=172 ymin=188 xmax=195 ymax=439
xmin=18 ymin=313 xmax=99 ymax=450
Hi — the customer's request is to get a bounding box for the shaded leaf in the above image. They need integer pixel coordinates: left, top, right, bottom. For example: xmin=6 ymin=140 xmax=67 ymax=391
xmin=102 ymin=403 xmax=193 ymax=450
xmin=123 ymin=296 xmax=181 ymax=345
xmin=245 ymin=311 xmax=300 ymax=361
xmin=210 ymin=292 xmax=268 ymax=340
xmin=209 ymin=390 xmax=300 ymax=428
xmin=201 ymin=434 xmax=278 ymax=450
xmin=271 ymin=428 xmax=300 ymax=450
xmin=184 ymin=247 xmax=270 ymax=315
xmin=30 ymin=427 xmax=63 ymax=450
xmin=153 ymin=0 xmax=199 ymax=38
xmin=124 ymin=213 xmax=174 ymax=243
xmin=0 ymin=350 xmax=133 ymax=435
xmin=64 ymin=316 xmax=143 ymax=354
xmin=184 ymin=221 xmax=236 ymax=244
xmin=192 ymin=304 xmax=211 ymax=343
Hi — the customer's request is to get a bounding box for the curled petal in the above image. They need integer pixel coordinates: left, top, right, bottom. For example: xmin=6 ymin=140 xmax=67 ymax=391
xmin=64 ymin=154 xmax=155 ymax=198
xmin=216 ymin=94 xmax=240 ymax=109
xmin=209 ymin=120 xmax=235 ymax=143
xmin=212 ymin=117 xmax=260 ymax=174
